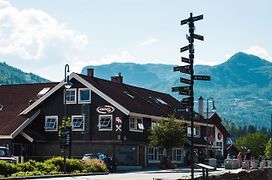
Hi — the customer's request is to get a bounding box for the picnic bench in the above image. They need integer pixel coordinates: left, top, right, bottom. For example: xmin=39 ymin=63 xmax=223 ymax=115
xmin=196 ymin=163 xmax=216 ymax=179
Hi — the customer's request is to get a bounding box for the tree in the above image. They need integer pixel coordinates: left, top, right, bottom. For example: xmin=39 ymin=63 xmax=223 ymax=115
xmin=148 ymin=115 xmax=186 ymax=168
xmin=236 ymin=131 xmax=269 ymax=157
xmin=265 ymin=138 xmax=272 ymax=159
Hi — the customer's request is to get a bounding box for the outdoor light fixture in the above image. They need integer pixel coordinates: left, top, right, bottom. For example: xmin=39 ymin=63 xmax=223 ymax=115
xmin=62 ymin=64 xmax=72 ymax=173
xmin=206 ymin=97 xmax=216 ymax=158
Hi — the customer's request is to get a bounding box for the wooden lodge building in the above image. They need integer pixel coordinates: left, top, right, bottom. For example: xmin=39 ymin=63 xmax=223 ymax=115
xmin=0 ymin=69 xmax=230 ymax=166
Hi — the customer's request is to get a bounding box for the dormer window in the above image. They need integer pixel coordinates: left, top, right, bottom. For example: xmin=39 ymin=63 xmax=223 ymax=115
xmin=129 ymin=117 xmax=144 ymax=132
xmin=44 ymin=116 xmax=58 ymax=131
xmin=64 ymin=88 xmax=77 ymax=104
xmin=37 ymin=87 xmax=50 ymax=97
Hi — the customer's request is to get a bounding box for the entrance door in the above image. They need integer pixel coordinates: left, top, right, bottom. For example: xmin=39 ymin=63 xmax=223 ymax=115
xmin=139 ymin=145 xmax=145 ymax=167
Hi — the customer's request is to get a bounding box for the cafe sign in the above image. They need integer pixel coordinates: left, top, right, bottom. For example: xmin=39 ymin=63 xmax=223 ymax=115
xmin=96 ymin=105 xmax=115 ymax=114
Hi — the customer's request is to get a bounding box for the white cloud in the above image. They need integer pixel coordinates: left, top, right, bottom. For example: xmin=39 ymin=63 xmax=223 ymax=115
xmin=141 ymin=36 xmax=159 ymax=46
xmin=89 ymin=51 xmax=136 ymax=65
xmin=0 ymin=0 xmax=89 ymax=81
xmin=242 ymin=46 xmax=271 ymax=61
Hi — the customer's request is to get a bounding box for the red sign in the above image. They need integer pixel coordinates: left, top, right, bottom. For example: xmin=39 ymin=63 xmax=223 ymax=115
xmin=96 ymin=105 xmax=115 ymax=114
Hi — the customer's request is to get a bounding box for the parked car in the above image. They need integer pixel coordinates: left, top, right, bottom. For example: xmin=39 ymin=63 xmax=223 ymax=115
xmin=82 ymin=152 xmax=114 ymax=171
xmin=0 ymin=146 xmax=16 ymax=163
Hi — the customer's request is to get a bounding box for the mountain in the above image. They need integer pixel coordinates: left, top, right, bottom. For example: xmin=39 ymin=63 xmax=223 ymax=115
xmin=82 ymin=52 xmax=272 ymax=128
xmin=0 ymin=62 xmax=49 ymax=84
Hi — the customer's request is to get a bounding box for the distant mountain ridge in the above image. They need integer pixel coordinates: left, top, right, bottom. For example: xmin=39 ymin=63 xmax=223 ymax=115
xmin=82 ymin=52 xmax=272 ymax=128
xmin=0 ymin=62 xmax=49 ymax=84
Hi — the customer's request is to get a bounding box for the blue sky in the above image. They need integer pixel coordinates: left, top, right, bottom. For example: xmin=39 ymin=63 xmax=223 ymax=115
xmin=0 ymin=0 xmax=271 ymax=81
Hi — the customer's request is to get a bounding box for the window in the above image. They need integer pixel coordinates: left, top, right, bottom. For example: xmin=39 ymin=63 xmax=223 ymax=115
xmin=78 ymin=88 xmax=90 ymax=103
xmin=64 ymin=88 xmax=76 ymax=104
xmin=148 ymin=147 xmax=165 ymax=162
xmin=187 ymin=126 xmax=200 ymax=137
xmin=44 ymin=116 xmax=58 ymax=131
xmin=98 ymin=115 xmax=112 ymax=131
xmin=171 ymin=148 xmax=183 ymax=163
xmin=129 ymin=117 xmax=144 ymax=132
xmin=151 ymin=120 xmax=157 ymax=129
xmin=72 ymin=115 xmax=85 ymax=131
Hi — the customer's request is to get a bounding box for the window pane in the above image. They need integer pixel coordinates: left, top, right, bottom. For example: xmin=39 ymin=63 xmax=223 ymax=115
xmin=129 ymin=118 xmax=136 ymax=129
xmin=99 ymin=116 xmax=112 ymax=129
xmin=66 ymin=90 xmax=76 ymax=102
xmin=80 ymin=89 xmax=90 ymax=101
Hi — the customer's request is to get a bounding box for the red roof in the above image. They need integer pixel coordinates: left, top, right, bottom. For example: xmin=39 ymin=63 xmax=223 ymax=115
xmin=0 ymin=83 xmax=57 ymax=135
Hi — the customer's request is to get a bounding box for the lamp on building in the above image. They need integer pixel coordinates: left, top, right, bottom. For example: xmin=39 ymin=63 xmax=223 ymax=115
xmin=206 ymin=97 xmax=216 ymax=158
xmin=63 ymin=64 xmax=72 ymax=173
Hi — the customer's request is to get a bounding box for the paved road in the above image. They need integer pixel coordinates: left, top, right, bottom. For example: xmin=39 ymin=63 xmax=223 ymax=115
xmin=35 ymin=168 xmax=244 ymax=180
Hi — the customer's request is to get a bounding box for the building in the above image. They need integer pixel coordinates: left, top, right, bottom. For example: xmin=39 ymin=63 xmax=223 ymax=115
xmin=0 ymin=69 xmax=231 ymax=166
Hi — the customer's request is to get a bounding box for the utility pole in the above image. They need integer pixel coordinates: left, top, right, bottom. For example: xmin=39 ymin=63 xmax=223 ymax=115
xmin=172 ymin=13 xmax=210 ymax=180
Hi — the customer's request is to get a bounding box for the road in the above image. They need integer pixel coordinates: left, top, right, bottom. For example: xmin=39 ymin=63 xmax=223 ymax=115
xmin=35 ymin=168 xmax=243 ymax=180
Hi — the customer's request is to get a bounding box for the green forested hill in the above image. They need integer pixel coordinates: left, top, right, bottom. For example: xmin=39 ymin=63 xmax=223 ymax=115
xmin=0 ymin=62 xmax=49 ymax=84
xmin=82 ymin=52 xmax=272 ymax=128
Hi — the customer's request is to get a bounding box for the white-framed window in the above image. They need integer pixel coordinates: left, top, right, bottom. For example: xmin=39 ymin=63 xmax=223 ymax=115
xmin=64 ymin=88 xmax=77 ymax=104
xmin=71 ymin=115 xmax=85 ymax=131
xmin=187 ymin=126 xmax=200 ymax=137
xmin=129 ymin=117 xmax=144 ymax=132
xmin=171 ymin=148 xmax=183 ymax=163
xmin=44 ymin=116 xmax=58 ymax=131
xmin=78 ymin=88 xmax=91 ymax=104
xmin=148 ymin=147 xmax=165 ymax=163
xmin=151 ymin=120 xmax=157 ymax=130
xmin=98 ymin=115 xmax=113 ymax=131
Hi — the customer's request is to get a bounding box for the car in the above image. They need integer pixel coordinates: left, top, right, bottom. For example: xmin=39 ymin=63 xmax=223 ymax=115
xmin=0 ymin=146 xmax=16 ymax=163
xmin=82 ymin=152 xmax=114 ymax=172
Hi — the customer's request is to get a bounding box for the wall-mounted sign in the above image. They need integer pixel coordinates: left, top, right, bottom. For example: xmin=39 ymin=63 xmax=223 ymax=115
xmin=96 ymin=105 xmax=115 ymax=114
xmin=115 ymin=117 xmax=122 ymax=132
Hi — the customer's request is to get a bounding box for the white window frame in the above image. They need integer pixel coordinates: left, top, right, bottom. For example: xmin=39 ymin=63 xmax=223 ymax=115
xmin=129 ymin=117 xmax=144 ymax=132
xmin=148 ymin=147 xmax=165 ymax=163
xmin=44 ymin=116 xmax=58 ymax=131
xmin=151 ymin=120 xmax=157 ymax=130
xmin=98 ymin=115 xmax=113 ymax=131
xmin=71 ymin=115 xmax=85 ymax=131
xmin=78 ymin=88 xmax=91 ymax=104
xmin=171 ymin=148 xmax=183 ymax=163
xmin=64 ymin=88 xmax=77 ymax=104
xmin=187 ymin=126 xmax=200 ymax=137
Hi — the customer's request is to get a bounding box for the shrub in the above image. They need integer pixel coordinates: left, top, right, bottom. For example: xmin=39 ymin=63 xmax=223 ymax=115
xmin=66 ymin=158 xmax=84 ymax=173
xmin=11 ymin=170 xmax=46 ymax=177
xmin=17 ymin=160 xmax=42 ymax=172
xmin=82 ymin=159 xmax=108 ymax=172
xmin=44 ymin=157 xmax=64 ymax=172
xmin=0 ymin=160 xmax=18 ymax=177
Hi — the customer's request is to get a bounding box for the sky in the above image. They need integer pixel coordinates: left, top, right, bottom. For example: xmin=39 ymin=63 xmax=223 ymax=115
xmin=0 ymin=0 xmax=271 ymax=81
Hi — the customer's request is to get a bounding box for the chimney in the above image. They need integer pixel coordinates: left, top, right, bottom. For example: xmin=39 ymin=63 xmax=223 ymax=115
xmin=198 ymin=96 xmax=204 ymax=117
xmin=111 ymin=72 xmax=123 ymax=84
xmin=87 ymin=68 xmax=94 ymax=77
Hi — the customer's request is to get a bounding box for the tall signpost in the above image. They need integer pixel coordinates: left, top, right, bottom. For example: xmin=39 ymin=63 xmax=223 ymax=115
xmin=173 ymin=13 xmax=210 ymax=179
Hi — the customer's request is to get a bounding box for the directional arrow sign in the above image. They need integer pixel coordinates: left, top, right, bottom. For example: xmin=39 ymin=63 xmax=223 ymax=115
xmin=193 ymin=75 xmax=211 ymax=81
xmin=179 ymin=89 xmax=191 ymax=96
xmin=181 ymin=97 xmax=192 ymax=106
xmin=180 ymin=77 xmax=191 ymax=84
xmin=181 ymin=57 xmax=191 ymax=64
xmin=180 ymin=45 xmax=189 ymax=53
xmin=180 ymin=19 xmax=188 ymax=25
xmin=193 ymin=34 xmax=204 ymax=41
xmin=172 ymin=86 xmax=181 ymax=92
xmin=180 ymin=65 xmax=192 ymax=74
xmin=173 ymin=65 xmax=191 ymax=74
xmin=172 ymin=86 xmax=190 ymax=93
xmin=192 ymin=14 xmax=203 ymax=22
